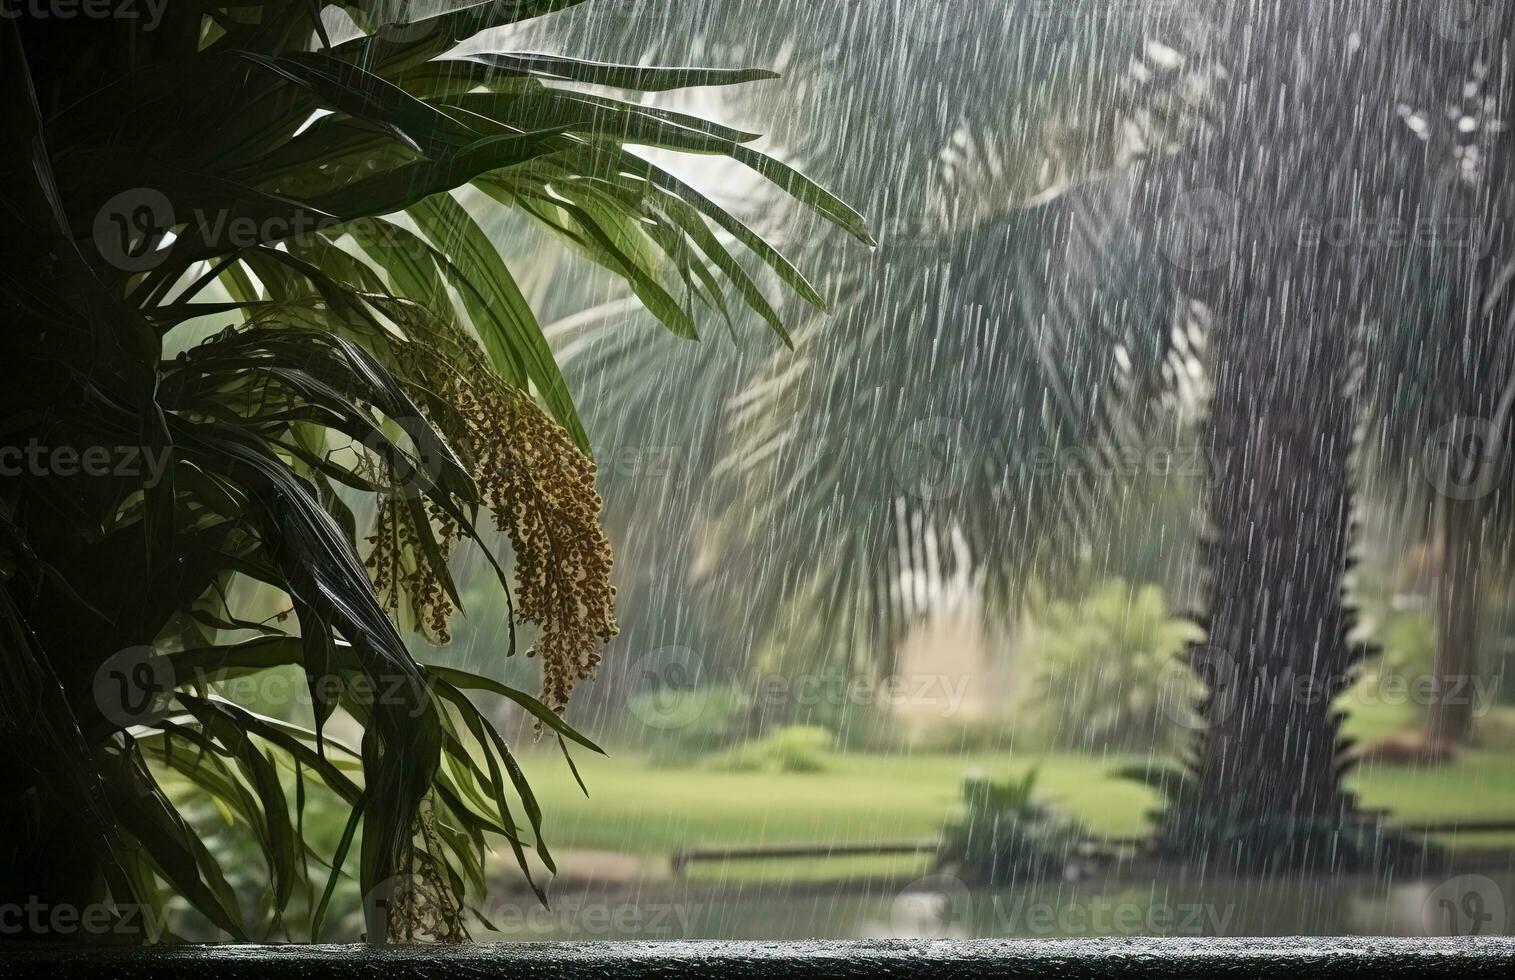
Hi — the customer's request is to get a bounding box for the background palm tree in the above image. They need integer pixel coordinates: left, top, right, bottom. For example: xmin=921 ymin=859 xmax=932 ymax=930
xmin=1 ymin=0 xmax=865 ymax=942
xmin=1131 ymin=0 xmax=1390 ymax=872
xmin=509 ymin=0 xmax=1205 ymax=702
xmin=1133 ymin=1 xmax=1515 ymax=870
xmin=1359 ymin=7 xmax=1515 ymax=747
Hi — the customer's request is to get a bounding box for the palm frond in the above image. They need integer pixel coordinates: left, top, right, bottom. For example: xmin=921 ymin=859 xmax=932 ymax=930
xmin=2 ymin=0 xmax=863 ymax=943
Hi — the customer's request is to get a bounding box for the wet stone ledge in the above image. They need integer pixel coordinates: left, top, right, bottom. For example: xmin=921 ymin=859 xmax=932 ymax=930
xmin=1 ymin=938 xmax=1514 ymax=979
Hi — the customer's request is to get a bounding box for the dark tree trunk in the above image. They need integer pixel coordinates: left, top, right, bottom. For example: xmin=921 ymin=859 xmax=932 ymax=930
xmin=1166 ymin=2 xmax=1404 ymax=871
xmin=1188 ymin=257 xmax=1367 ymax=869
xmin=1169 ymin=0 xmax=1515 ymax=870
xmin=1429 ymin=503 xmax=1483 ymax=744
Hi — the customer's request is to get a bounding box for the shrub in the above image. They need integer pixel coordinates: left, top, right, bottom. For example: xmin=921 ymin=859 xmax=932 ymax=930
xmin=707 ymin=725 xmax=834 ymax=774
xmin=827 ymin=699 xmax=908 ymax=754
xmin=1025 ymin=579 xmax=1202 ymax=753
xmin=1350 ymin=597 xmax=1445 ymax=720
xmin=1370 ymin=604 xmax=1438 ymax=685
xmin=933 ymin=769 xmax=1086 ymax=884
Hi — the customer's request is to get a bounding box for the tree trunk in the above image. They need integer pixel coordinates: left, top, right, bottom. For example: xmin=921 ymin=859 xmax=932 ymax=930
xmin=1187 ymin=259 xmax=1365 ymax=871
xmin=1171 ymin=0 xmax=1513 ymax=870
xmin=1428 ymin=503 xmax=1483 ymax=744
xmin=1169 ymin=2 xmax=1395 ymax=871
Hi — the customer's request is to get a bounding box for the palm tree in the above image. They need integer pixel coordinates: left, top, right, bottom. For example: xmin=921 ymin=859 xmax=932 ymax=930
xmin=1134 ymin=2 xmax=1515 ymax=870
xmin=0 ymin=0 xmax=865 ymax=942
xmin=533 ymin=0 xmax=1200 ymax=690
xmin=1358 ymin=17 xmax=1515 ymax=746
xmin=1127 ymin=1 xmax=1386 ymax=872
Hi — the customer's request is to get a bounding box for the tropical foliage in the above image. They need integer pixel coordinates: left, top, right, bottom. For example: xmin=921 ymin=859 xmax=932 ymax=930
xmin=0 ymin=0 xmax=864 ymax=942
xmin=676 ymin=1 xmax=1514 ymax=873
xmin=707 ymin=724 xmax=832 ymax=774
xmin=530 ymin=0 xmax=1209 ymax=694
xmin=933 ymin=769 xmax=1085 ymax=886
xmin=1027 ymin=580 xmax=1202 ymax=754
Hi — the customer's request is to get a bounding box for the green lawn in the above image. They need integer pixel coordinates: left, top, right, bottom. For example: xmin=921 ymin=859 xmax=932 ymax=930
xmin=519 ymin=750 xmax=1152 ymax=881
xmin=515 ymin=700 xmax=1515 ymax=882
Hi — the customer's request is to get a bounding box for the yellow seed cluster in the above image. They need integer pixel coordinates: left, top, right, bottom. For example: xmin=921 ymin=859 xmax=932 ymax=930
xmin=366 ymin=496 xmax=458 ymax=645
xmin=363 ymin=324 xmax=617 ymax=714
xmin=475 ymin=383 xmax=618 ymax=713
xmin=389 ymin=797 xmax=467 ymax=943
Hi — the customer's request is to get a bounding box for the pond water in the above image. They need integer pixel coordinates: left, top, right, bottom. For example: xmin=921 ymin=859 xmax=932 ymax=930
xmin=480 ymin=871 xmax=1515 ymax=942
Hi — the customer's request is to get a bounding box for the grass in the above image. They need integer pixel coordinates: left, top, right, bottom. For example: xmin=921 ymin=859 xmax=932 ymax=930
xmin=520 ymin=750 xmax=1154 ymax=881
xmin=513 ymin=698 xmax=1515 ymax=882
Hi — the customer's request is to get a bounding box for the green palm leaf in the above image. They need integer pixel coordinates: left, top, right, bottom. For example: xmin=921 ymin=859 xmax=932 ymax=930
xmin=1 ymin=0 xmax=865 ymax=944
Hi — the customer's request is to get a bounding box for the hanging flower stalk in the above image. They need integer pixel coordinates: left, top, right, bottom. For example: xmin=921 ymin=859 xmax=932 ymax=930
xmin=366 ymin=317 xmax=618 ymax=713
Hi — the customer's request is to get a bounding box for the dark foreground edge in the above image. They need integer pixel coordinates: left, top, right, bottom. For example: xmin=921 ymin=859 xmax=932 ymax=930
xmin=1 ymin=938 xmax=1514 ymax=979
